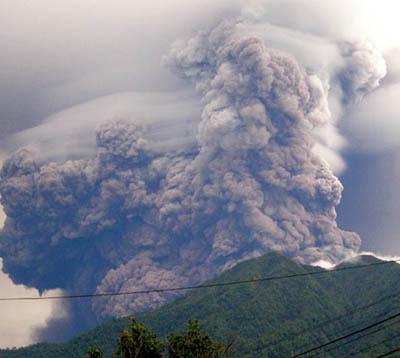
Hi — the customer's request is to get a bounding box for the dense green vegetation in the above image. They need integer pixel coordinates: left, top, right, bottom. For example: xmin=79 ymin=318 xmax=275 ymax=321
xmin=2 ymin=252 xmax=400 ymax=357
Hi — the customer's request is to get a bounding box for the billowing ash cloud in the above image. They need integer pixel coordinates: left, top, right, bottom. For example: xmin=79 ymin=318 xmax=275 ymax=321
xmin=0 ymin=15 xmax=386 ymax=321
xmin=339 ymin=41 xmax=387 ymax=101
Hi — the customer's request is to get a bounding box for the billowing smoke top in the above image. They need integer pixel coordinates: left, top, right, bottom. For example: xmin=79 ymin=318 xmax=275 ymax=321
xmin=0 ymin=16 xmax=386 ymax=320
xmin=340 ymin=41 xmax=387 ymax=101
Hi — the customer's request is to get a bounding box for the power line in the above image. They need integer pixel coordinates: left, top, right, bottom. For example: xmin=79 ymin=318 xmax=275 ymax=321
xmin=270 ymin=287 xmax=400 ymax=351
xmin=0 ymin=258 xmax=397 ymax=302
xmin=375 ymin=346 xmax=400 ymax=358
xmin=346 ymin=331 xmax=400 ymax=357
xmin=245 ymin=288 xmax=400 ymax=356
xmin=291 ymin=309 xmax=400 ymax=357
xmin=308 ymin=318 xmax=400 ymax=357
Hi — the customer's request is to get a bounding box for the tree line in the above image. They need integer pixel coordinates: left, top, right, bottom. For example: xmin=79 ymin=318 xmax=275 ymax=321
xmin=88 ymin=318 xmax=235 ymax=358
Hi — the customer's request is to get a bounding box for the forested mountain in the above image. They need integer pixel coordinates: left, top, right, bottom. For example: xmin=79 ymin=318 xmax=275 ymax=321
xmin=2 ymin=252 xmax=400 ymax=357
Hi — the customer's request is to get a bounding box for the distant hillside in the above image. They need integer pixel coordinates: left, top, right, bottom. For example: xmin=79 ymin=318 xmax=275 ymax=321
xmin=2 ymin=252 xmax=400 ymax=357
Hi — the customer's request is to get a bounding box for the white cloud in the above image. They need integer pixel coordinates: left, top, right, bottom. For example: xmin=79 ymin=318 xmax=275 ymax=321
xmin=1 ymin=0 xmax=400 ymax=158
xmin=311 ymin=260 xmax=336 ymax=270
xmin=0 ymin=205 xmax=5 ymax=230
xmin=7 ymin=90 xmax=201 ymax=161
xmin=0 ymin=156 xmax=6 ymax=229
xmin=311 ymin=250 xmax=400 ymax=270
xmin=344 ymin=82 xmax=400 ymax=153
xmin=0 ymin=260 xmax=64 ymax=348
xmin=358 ymin=251 xmax=400 ymax=263
xmin=0 ymin=0 xmax=243 ymax=141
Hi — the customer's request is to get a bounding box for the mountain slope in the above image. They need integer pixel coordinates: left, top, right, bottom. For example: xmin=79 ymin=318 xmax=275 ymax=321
xmin=1 ymin=252 xmax=400 ymax=357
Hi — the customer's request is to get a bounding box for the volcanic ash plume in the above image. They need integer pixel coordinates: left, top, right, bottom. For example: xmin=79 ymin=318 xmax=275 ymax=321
xmin=340 ymin=41 xmax=387 ymax=100
xmin=0 ymin=18 xmax=385 ymax=320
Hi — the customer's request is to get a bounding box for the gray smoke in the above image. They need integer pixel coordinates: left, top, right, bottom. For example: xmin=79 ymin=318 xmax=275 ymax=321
xmin=0 ymin=16 xmax=386 ymax=320
xmin=340 ymin=41 xmax=387 ymax=101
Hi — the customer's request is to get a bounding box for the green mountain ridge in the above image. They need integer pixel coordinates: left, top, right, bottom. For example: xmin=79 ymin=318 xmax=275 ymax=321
xmin=2 ymin=252 xmax=400 ymax=357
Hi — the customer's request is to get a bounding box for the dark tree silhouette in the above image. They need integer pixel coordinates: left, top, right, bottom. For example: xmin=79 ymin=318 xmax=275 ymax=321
xmin=168 ymin=320 xmax=234 ymax=358
xmin=115 ymin=318 xmax=163 ymax=358
xmin=87 ymin=346 xmax=104 ymax=358
xmin=88 ymin=319 xmax=234 ymax=358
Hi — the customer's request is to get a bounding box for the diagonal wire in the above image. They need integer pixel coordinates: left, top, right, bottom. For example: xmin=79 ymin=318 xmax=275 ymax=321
xmin=346 ymin=330 xmax=400 ymax=357
xmin=0 ymin=259 xmax=397 ymax=302
xmin=243 ymin=288 xmax=400 ymax=356
xmin=308 ymin=318 xmax=400 ymax=357
xmin=291 ymin=309 xmax=400 ymax=357
xmin=374 ymin=346 xmax=400 ymax=358
xmin=272 ymin=288 xmax=400 ymax=349
xmin=293 ymin=308 xmax=399 ymax=356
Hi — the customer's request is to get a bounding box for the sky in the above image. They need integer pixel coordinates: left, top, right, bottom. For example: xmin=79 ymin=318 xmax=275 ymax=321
xmin=0 ymin=0 xmax=399 ymax=348
xmin=0 ymin=199 xmax=64 ymax=347
xmin=0 ymin=259 xmax=64 ymax=348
